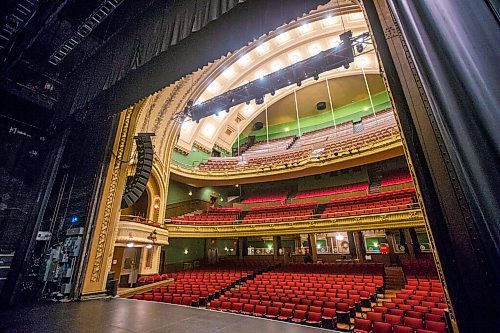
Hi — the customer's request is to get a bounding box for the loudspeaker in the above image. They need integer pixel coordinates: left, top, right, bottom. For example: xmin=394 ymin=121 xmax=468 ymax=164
xmin=121 ymin=133 xmax=155 ymax=209
xmin=316 ymin=101 xmax=327 ymax=110
xmin=253 ymin=122 xmax=263 ymax=130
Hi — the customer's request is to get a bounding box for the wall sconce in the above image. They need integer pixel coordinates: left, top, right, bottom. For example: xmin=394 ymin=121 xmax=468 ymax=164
xmin=184 ymin=249 xmax=189 ymax=254
xmin=146 ymin=244 xmax=153 ymax=249
xmin=188 ymin=190 xmax=193 ymax=196
xmin=147 ymin=230 xmax=158 ymax=244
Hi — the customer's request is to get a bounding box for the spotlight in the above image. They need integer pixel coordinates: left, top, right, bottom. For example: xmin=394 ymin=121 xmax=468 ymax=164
xmin=343 ymin=62 xmax=350 ymax=69
xmin=195 ymin=119 xmax=200 ymax=124
xmin=270 ymin=89 xmax=275 ymax=96
xmin=255 ymin=96 xmax=264 ymax=105
xmin=245 ymin=101 xmax=250 ymax=105
xmin=296 ymin=81 xmax=302 ymax=87
xmin=356 ymin=43 xmax=364 ymax=53
xmin=313 ymin=74 xmax=319 ymax=80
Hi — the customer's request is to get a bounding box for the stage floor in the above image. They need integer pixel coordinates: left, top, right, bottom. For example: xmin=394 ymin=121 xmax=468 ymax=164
xmin=0 ymin=298 xmax=337 ymax=333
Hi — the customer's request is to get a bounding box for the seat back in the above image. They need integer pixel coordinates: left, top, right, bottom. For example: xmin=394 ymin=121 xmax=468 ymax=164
xmin=354 ymin=318 xmax=372 ymax=332
xmin=384 ymin=314 xmax=402 ymax=324
xmin=404 ymin=317 xmax=423 ymax=329
xmin=373 ymin=321 xmax=392 ymax=333
xmin=425 ymin=320 xmax=447 ymax=333
xmin=293 ymin=309 xmax=307 ymax=320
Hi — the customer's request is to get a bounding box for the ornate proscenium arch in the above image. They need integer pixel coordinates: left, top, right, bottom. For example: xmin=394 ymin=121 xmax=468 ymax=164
xmin=185 ymin=31 xmax=371 ymax=122
xmin=121 ymin=133 xmax=155 ymax=209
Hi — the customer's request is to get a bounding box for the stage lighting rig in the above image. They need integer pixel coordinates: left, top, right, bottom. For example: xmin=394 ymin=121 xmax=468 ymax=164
xmin=183 ymin=30 xmax=370 ymax=122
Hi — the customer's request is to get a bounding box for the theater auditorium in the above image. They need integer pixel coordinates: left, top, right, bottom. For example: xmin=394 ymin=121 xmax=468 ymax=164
xmin=0 ymin=1 xmax=498 ymax=333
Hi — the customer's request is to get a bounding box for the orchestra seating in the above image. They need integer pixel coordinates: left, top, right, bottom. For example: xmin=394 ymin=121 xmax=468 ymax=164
xmin=131 ymin=260 xmax=279 ymax=306
xmin=197 ymin=109 xmax=399 ymax=172
xmin=242 ymin=202 xmax=317 ymax=224
xmin=207 ymin=263 xmax=384 ymax=329
xmin=321 ymin=188 xmax=416 ymax=218
xmin=401 ymin=259 xmax=438 ymax=278
xmin=170 ymin=208 xmax=241 ymax=225
xmin=359 ymin=277 xmax=447 ymax=333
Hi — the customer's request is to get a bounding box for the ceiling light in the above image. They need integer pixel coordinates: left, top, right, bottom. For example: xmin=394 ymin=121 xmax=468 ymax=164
xmin=223 ymin=67 xmax=234 ymax=78
xmin=309 ymin=44 xmax=321 ymax=56
xmin=181 ymin=121 xmax=193 ymax=132
xmin=256 ymin=43 xmax=269 ymax=55
xmin=299 ymin=23 xmax=312 ymax=34
xmin=255 ymin=70 xmax=266 ymax=80
xmin=127 ymin=242 xmax=135 ymax=248
xmin=289 ymin=51 xmax=301 ymax=64
xmin=276 ymin=32 xmax=289 ymax=43
xmin=322 ymin=15 xmax=336 ymax=26
xmin=330 ymin=39 xmax=340 ymax=48
xmin=146 ymin=244 xmax=153 ymax=249
xmin=357 ymin=57 xmax=369 ymax=68
xmin=203 ymin=123 xmax=215 ymax=136
xmin=243 ymin=104 xmax=254 ymax=117
xmin=271 ymin=61 xmax=283 ymax=71
xmin=238 ymin=54 xmax=251 ymax=67
xmin=208 ymin=81 xmax=220 ymax=93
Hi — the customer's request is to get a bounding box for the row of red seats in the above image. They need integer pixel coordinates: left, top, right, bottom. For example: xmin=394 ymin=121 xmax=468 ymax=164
xmin=136 ymin=273 xmax=170 ymax=285
xmin=353 ymin=316 xmax=446 ymax=333
xmin=322 ymin=197 xmax=413 ymax=218
xmin=381 ymin=169 xmax=413 ymax=187
xmin=208 ymin=299 xmax=338 ymax=328
xmin=402 ymin=260 xmax=438 ymax=277
xmin=295 ymin=182 xmax=369 ymax=199
xmin=241 ymin=193 xmax=287 ymax=204
xmin=272 ymin=263 xmax=385 ymax=275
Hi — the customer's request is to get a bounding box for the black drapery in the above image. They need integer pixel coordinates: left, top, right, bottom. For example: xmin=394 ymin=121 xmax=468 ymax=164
xmin=59 ymin=0 xmax=330 ymax=121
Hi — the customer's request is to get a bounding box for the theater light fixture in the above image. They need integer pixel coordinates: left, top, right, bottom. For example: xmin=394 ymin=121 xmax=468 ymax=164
xmin=184 ymin=31 xmax=367 ymax=122
xmin=127 ymin=242 xmax=135 ymax=248
xmin=336 ymin=233 xmax=345 ymax=241
xmin=146 ymin=244 xmax=153 ymax=249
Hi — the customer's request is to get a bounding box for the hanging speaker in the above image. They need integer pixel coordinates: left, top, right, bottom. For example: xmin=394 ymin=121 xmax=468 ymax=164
xmin=253 ymin=122 xmax=263 ymax=130
xmin=121 ymin=133 xmax=155 ymax=209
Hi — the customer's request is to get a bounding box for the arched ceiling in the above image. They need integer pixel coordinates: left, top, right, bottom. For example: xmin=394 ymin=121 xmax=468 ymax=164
xmin=132 ymin=3 xmax=379 ymax=164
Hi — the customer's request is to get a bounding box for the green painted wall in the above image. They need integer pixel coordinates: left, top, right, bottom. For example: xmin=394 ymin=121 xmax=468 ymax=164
xmin=172 ymin=148 xmax=211 ymax=168
xmin=238 ymin=91 xmax=390 ymax=144
xmin=165 ymin=238 xmax=206 ymax=264
xmin=167 ymin=180 xmax=195 ymax=204
xmin=206 ymin=238 xmax=239 ymax=257
xmin=296 ymin=168 xmax=368 ymax=192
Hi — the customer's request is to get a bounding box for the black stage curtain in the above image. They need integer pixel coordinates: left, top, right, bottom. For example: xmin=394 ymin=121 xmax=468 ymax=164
xmin=59 ymin=0 xmax=330 ymax=121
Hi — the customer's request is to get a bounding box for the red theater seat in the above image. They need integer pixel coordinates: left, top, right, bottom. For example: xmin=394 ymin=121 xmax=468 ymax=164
xmin=373 ymin=322 xmax=392 ymax=333
xmin=353 ymin=318 xmax=372 ymax=333
xmin=305 ymin=311 xmax=322 ymax=327
xmin=425 ymin=320 xmax=447 ymax=333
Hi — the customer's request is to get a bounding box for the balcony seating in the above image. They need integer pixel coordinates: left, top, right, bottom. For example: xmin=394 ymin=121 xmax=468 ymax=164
xmin=321 ymin=188 xmax=416 ymax=218
xmin=242 ymin=202 xmax=317 ymax=224
xmin=195 ymin=109 xmax=399 ymax=172
xmin=381 ymin=169 xmax=413 ymax=187
xmin=241 ymin=193 xmax=288 ymax=205
xmin=122 ymin=215 xmax=162 ymax=228
xmin=294 ymin=182 xmax=369 ymax=201
xmin=170 ymin=208 xmax=241 ymax=225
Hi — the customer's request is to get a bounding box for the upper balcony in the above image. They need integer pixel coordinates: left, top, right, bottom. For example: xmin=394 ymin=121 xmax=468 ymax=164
xmin=170 ymin=109 xmax=404 ymax=186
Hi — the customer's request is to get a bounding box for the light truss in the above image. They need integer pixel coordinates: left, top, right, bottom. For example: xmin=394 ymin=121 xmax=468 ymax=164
xmin=184 ymin=30 xmax=371 ymax=122
xmin=48 ymin=0 xmax=125 ymax=65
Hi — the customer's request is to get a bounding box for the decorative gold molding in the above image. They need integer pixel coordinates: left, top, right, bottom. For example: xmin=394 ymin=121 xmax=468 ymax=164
xmin=116 ymin=221 xmax=169 ymax=246
xmin=89 ymin=106 xmax=134 ymax=283
xmin=164 ymin=209 xmax=424 ymax=238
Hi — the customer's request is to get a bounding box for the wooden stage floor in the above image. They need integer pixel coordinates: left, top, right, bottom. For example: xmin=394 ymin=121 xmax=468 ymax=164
xmin=0 ymin=298 xmax=339 ymax=333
